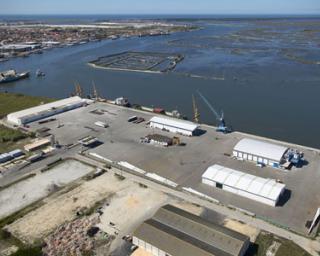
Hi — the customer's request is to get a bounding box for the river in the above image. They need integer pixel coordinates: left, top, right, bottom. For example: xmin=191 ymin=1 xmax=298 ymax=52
xmin=1 ymin=16 xmax=320 ymax=148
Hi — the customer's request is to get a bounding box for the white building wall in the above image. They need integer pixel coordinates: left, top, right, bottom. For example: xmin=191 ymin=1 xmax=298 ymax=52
xmin=204 ymin=181 xmax=277 ymax=206
xmin=132 ymin=236 xmax=169 ymax=256
xmin=233 ymin=150 xmax=279 ymax=167
xmin=150 ymin=122 xmax=193 ymax=136
xmin=202 ymin=177 xmax=216 ymax=187
xmin=7 ymin=97 xmax=86 ymax=125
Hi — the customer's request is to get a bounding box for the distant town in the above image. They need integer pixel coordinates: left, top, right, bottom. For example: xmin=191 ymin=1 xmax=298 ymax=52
xmin=0 ymin=20 xmax=197 ymax=61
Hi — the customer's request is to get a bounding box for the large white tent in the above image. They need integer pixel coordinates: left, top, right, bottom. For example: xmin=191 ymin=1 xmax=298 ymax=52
xmin=202 ymin=164 xmax=286 ymax=206
xmin=149 ymin=116 xmax=198 ymax=136
xmin=7 ymin=96 xmax=87 ymax=125
xmin=233 ymin=138 xmax=288 ymax=167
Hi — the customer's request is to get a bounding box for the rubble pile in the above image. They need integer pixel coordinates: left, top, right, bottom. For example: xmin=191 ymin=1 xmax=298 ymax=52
xmin=43 ymin=215 xmax=100 ymax=256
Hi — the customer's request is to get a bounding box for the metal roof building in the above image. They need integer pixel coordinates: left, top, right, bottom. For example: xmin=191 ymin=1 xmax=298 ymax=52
xmin=233 ymin=138 xmax=288 ymax=167
xmin=202 ymin=165 xmax=286 ymax=206
xmin=149 ymin=116 xmax=198 ymax=136
xmin=132 ymin=205 xmax=250 ymax=256
xmin=7 ymin=96 xmax=87 ymax=125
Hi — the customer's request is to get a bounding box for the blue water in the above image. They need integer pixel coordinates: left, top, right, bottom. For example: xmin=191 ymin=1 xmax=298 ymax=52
xmin=1 ymin=16 xmax=320 ymax=148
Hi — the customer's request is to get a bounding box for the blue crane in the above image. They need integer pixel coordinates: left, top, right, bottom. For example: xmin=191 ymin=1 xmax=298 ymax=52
xmin=197 ymin=91 xmax=232 ymax=133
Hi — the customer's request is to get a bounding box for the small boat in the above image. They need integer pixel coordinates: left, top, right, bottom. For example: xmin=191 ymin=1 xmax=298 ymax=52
xmin=36 ymin=69 xmax=45 ymax=77
xmin=0 ymin=70 xmax=29 ymax=84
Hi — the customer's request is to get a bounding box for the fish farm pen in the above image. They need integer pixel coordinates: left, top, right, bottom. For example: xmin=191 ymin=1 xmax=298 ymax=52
xmin=88 ymin=51 xmax=184 ymax=73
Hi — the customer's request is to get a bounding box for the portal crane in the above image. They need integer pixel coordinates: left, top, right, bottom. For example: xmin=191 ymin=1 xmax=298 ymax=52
xmin=197 ymin=90 xmax=231 ymax=133
xmin=74 ymin=81 xmax=83 ymax=97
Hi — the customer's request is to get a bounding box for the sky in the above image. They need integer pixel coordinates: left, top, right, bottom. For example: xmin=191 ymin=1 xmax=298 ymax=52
xmin=1 ymin=0 xmax=320 ymax=15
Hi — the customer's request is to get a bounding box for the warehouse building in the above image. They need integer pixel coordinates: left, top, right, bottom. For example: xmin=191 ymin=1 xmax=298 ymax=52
xmin=202 ymin=164 xmax=286 ymax=206
xmin=24 ymin=138 xmax=51 ymax=152
xmin=7 ymin=96 xmax=87 ymax=126
xmin=132 ymin=205 xmax=250 ymax=256
xmin=149 ymin=116 xmax=198 ymax=136
xmin=233 ymin=138 xmax=288 ymax=168
xmin=144 ymin=134 xmax=173 ymax=147
xmin=0 ymin=149 xmax=25 ymax=164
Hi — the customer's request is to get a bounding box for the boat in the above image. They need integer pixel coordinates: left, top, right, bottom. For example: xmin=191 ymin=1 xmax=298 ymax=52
xmin=0 ymin=70 xmax=30 ymax=84
xmin=36 ymin=69 xmax=45 ymax=77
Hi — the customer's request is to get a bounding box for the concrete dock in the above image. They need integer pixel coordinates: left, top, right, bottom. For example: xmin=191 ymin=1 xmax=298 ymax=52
xmin=25 ymin=101 xmax=320 ymax=235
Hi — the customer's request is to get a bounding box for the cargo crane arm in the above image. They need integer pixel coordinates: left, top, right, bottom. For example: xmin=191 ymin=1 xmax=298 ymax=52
xmin=196 ymin=90 xmax=231 ymax=133
xmin=197 ymin=91 xmax=221 ymax=120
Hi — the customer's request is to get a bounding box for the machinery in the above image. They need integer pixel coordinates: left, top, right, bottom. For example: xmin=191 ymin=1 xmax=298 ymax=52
xmin=284 ymin=149 xmax=304 ymax=166
xmin=197 ymin=91 xmax=232 ymax=133
xmin=74 ymin=81 xmax=83 ymax=97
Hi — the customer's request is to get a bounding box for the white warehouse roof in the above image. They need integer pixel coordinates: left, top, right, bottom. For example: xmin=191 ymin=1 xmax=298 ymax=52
xmin=202 ymin=164 xmax=285 ymax=202
xmin=150 ymin=116 xmax=198 ymax=132
xmin=234 ymin=138 xmax=288 ymax=162
xmin=7 ymin=96 xmax=86 ymax=123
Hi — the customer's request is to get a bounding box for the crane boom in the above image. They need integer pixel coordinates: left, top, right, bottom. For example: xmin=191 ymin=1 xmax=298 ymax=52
xmin=197 ymin=91 xmax=220 ymax=120
xmin=192 ymin=94 xmax=200 ymax=123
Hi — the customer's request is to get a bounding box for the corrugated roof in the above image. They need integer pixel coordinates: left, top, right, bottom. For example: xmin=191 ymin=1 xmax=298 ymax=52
xmin=133 ymin=205 xmax=249 ymax=256
xmin=7 ymin=96 xmax=85 ymax=121
xmin=150 ymin=116 xmax=198 ymax=132
xmin=233 ymin=138 xmax=288 ymax=162
xmin=202 ymin=165 xmax=285 ymax=201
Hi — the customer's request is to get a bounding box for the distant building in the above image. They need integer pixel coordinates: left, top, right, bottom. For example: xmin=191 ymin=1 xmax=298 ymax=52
xmin=0 ymin=44 xmax=40 ymax=53
xmin=202 ymin=164 xmax=286 ymax=207
xmin=7 ymin=96 xmax=87 ymax=125
xmin=149 ymin=116 xmax=198 ymax=136
xmin=132 ymin=205 xmax=250 ymax=256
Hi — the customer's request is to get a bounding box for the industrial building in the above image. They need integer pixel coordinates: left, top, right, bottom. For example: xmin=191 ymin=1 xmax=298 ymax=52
xmin=0 ymin=44 xmax=40 ymax=53
xmin=149 ymin=116 xmax=198 ymax=136
xmin=7 ymin=96 xmax=87 ymax=126
xmin=24 ymin=138 xmax=51 ymax=152
xmin=233 ymin=138 xmax=288 ymax=168
xmin=144 ymin=134 xmax=173 ymax=147
xmin=132 ymin=205 xmax=250 ymax=256
xmin=0 ymin=149 xmax=25 ymax=164
xmin=202 ymin=164 xmax=286 ymax=206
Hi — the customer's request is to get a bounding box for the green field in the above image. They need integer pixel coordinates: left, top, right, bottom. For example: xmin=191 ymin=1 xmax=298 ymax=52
xmin=0 ymin=125 xmax=30 ymax=153
xmin=0 ymin=92 xmax=53 ymax=119
xmin=252 ymin=232 xmax=311 ymax=256
xmin=0 ymin=92 xmax=53 ymax=153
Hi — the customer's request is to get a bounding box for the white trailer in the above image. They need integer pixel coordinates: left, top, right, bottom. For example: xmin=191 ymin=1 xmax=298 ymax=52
xmin=94 ymin=121 xmax=108 ymax=128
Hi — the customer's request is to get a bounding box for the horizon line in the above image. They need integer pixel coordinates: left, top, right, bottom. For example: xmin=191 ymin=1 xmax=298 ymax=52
xmin=0 ymin=13 xmax=320 ymax=16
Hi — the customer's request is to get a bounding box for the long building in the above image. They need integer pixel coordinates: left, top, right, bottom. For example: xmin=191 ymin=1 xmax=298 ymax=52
xmin=132 ymin=205 xmax=250 ymax=256
xmin=202 ymin=164 xmax=286 ymax=206
xmin=149 ymin=116 xmax=198 ymax=136
xmin=7 ymin=96 xmax=87 ymax=126
xmin=233 ymin=138 xmax=288 ymax=168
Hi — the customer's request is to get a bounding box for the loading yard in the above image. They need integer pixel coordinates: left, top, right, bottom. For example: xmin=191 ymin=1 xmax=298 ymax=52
xmin=21 ymin=101 xmax=320 ymax=235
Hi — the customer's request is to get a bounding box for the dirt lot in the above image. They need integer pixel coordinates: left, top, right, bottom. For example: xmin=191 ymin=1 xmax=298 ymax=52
xmin=97 ymin=182 xmax=171 ymax=254
xmin=224 ymin=218 xmax=260 ymax=242
xmin=0 ymin=159 xmax=93 ymax=220
xmin=5 ymin=168 xmax=170 ymax=249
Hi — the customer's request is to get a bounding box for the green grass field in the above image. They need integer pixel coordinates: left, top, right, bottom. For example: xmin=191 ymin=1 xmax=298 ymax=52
xmin=0 ymin=92 xmax=53 ymax=119
xmin=253 ymin=232 xmax=311 ymax=256
xmin=0 ymin=92 xmax=53 ymax=153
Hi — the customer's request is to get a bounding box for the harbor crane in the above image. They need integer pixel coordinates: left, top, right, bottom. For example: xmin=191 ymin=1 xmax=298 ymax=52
xmin=197 ymin=90 xmax=232 ymax=133
xmin=74 ymin=81 xmax=83 ymax=97
xmin=192 ymin=94 xmax=200 ymax=123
